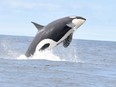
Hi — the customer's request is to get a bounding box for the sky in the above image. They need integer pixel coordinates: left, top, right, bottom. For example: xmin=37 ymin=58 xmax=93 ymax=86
xmin=0 ymin=0 xmax=116 ymax=41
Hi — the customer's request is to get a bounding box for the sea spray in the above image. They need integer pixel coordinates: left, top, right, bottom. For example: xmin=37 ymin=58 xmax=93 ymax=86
xmin=18 ymin=50 xmax=65 ymax=61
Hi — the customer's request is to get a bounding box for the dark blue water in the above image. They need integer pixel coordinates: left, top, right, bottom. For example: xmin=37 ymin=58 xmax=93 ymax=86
xmin=0 ymin=35 xmax=116 ymax=87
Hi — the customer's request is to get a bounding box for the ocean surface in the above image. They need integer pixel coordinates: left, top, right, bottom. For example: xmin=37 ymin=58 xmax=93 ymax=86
xmin=0 ymin=35 xmax=116 ymax=87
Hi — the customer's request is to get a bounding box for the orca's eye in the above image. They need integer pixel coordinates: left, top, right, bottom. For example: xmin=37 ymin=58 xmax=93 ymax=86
xmin=39 ymin=43 xmax=50 ymax=51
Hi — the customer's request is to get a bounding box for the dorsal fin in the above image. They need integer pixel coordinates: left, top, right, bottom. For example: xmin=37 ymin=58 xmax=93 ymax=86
xmin=31 ymin=21 xmax=44 ymax=31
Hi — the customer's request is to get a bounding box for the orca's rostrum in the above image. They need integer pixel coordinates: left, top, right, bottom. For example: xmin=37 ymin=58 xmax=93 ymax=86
xmin=25 ymin=16 xmax=86 ymax=57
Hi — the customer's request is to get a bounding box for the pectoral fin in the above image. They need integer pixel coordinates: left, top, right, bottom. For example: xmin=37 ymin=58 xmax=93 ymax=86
xmin=63 ymin=33 xmax=73 ymax=48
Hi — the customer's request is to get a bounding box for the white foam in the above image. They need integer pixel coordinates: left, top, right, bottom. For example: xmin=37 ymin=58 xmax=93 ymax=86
xmin=18 ymin=50 xmax=65 ymax=61
xmin=17 ymin=55 xmax=28 ymax=59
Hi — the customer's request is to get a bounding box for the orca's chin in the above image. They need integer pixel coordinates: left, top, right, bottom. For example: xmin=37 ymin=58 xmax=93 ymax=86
xmin=72 ymin=19 xmax=85 ymax=29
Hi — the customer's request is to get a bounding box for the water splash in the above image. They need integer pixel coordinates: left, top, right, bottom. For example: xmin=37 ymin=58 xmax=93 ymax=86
xmin=18 ymin=50 xmax=65 ymax=61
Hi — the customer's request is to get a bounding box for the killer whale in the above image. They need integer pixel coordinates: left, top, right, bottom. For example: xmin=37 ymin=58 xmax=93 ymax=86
xmin=25 ymin=16 xmax=86 ymax=57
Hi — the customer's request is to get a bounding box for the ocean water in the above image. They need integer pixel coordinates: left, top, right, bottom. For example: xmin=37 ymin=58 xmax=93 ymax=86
xmin=0 ymin=35 xmax=116 ymax=87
